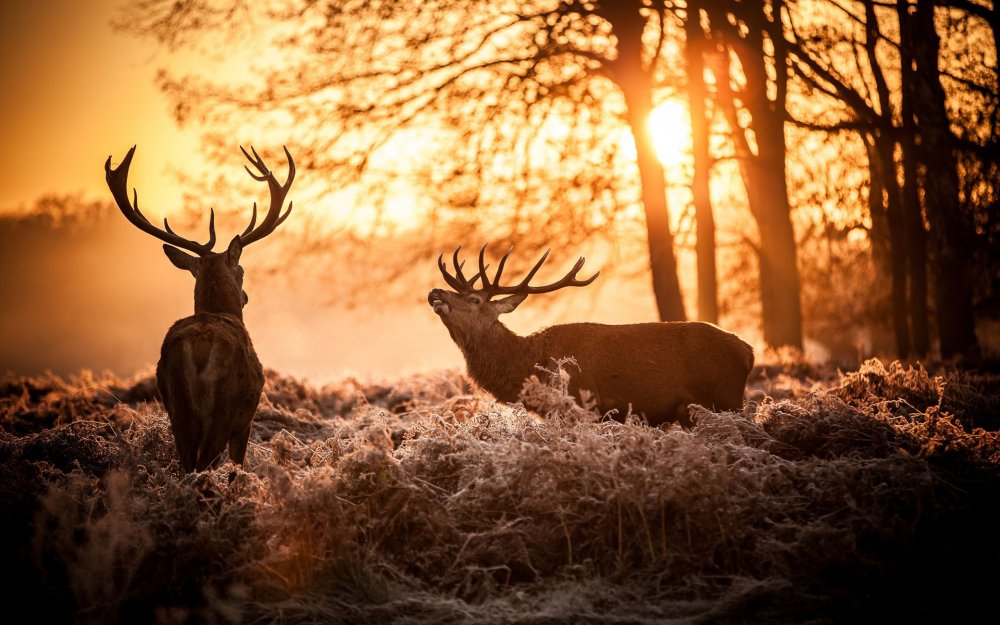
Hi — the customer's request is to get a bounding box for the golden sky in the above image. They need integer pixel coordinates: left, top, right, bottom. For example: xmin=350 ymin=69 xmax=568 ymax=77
xmin=0 ymin=2 xmax=747 ymax=380
xmin=0 ymin=1 xmax=698 ymax=217
xmin=0 ymin=0 xmax=203 ymax=212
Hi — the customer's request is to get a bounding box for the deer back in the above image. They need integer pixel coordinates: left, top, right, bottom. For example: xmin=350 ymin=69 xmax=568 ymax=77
xmin=156 ymin=313 xmax=264 ymax=471
xmin=530 ymin=320 xmax=753 ymax=424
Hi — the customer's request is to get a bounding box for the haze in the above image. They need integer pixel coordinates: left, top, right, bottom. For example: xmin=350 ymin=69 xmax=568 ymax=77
xmin=0 ymin=2 xmax=685 ymax=383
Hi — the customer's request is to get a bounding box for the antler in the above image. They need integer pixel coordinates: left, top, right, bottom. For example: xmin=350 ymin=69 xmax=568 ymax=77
xmin=438 ymin=244 xmax=600 ymax=298
xmin=437 ymin=246 xmax=483 ymax=292
xmin=238 ymin=145 xmax=295 ymax=247
xmin=476 ymin=245 xmax=599 ymax=298
xmin=105 ymin=146 xmax=217 ymax=256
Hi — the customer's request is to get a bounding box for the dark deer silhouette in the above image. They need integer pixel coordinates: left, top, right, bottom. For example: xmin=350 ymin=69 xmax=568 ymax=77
xmin=106 ymin=145 xmax=295 ymax=471
xmin=429 ymin=246 xmax=753 ymax=426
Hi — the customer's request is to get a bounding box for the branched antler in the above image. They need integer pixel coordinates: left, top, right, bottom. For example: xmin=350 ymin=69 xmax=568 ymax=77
xmin=437 ymin=245 xmax=483 ymax=292
xmin=438 ymin=245 xmax=599 ymax=298
xmin=105 ymin=146 xmax=217 ymax=255
xmin=238 ymin=145 xmax=295 ymax=247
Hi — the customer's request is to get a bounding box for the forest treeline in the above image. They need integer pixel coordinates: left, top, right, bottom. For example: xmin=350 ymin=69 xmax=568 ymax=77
xmin=112 ymin=0 xmax=997 ymax=359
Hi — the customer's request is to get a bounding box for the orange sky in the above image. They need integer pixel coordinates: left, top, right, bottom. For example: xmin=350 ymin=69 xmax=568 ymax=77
xmin=0 ymin=3 xmax=763 ymax=381
xmin=0 ymin=2 xmax=698 ymax=217
xmin=0 ymin=0 xmax=204 ymax=212
xmin=0 ymin=2 xmax=717 ymax=382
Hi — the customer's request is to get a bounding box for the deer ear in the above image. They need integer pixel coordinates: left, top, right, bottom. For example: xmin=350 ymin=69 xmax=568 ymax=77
xmin=163 ymin=245 xmax=199 ymax=275
xmin=226 ymin=236 xmax=243 ymax=264
xmin=492 ymin=293 xmax=527 ymax=315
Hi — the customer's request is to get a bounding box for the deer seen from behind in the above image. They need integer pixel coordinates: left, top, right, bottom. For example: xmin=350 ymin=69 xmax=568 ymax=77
xmin=429 ymin=246 xmax=754 ymax=426
xmin=105 ymin=145 xmax=295 ymax=471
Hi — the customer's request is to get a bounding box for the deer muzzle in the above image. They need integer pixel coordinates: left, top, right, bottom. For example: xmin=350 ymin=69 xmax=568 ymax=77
xmin=428 ymin=289 xmax=450 ymax=315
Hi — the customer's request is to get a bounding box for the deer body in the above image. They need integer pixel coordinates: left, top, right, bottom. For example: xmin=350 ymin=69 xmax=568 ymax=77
xmin=106 ymin=145 xmax=294 ymax=471
xmin=431 ymin=247 xmax=753 ymax=426
xmin=158 ymin=313 xmax=264 ymax=471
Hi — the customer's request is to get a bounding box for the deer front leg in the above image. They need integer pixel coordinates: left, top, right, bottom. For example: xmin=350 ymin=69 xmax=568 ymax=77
xmin=228 ymin=422 xmax=253 ymax=467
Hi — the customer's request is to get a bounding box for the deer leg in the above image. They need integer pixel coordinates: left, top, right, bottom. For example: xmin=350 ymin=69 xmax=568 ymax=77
xmin=671 ymin=393 xmax=700 ymax=428
xmin=228 ymin=422 xmax=253 ymax=467
xmin=162 ymin=382 xmax=200 ymax=473
xmin=194 ymin=423 xmax=232 ymax=472
xmin=174 ymin=418 xmax=199 ymax=473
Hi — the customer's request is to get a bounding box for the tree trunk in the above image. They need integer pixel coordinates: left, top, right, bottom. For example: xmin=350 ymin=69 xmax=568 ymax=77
xmin=896 ymin=0 xmax=930 ymax=356
xmin=911 ymin=0 xmax=979 ymax=357
xmin=865 ymin=133 xmax=912 ymax=356
xmin=685 ymin=5 xmax=719 ymax=324
xmin=859 ymin=0 xmax=910 ymax=356
xmin=902 ymin=157 xmax=930 ymax=357
xmin=749 ymin=120 xmax=804 ymax=349
xmin=715 ymin=0 xmax=803 ymax=349
xmin=607 ymin=2 xmax=687 ymax=321
xmin=621 ymin=89 xmax=688 ymax=322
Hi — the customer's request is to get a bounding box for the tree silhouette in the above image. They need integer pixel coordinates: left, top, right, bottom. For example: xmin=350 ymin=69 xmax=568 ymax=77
xmin=787 ymin=0 xmax=926 ymax=357
xmin=684 ymin=0 xmax=720 ymax=325
xmin=120 ymin=0 xmax=997 ymax=357
xmin=700 ymin=0 xmax=805 ymax=349
xmin=786 ymin=0 xmax=994 ymax=358
xmin=907 ymin=0 xmax=980 ymax=357
xmin=120 ymin=0 xmax=696 ymax=322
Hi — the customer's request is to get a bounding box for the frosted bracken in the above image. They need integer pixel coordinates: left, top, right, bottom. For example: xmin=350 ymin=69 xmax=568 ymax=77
xmin=1 ymin=358 xmax=997 ymax=624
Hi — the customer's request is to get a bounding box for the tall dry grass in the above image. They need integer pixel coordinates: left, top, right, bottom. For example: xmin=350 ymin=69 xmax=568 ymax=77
xmin=1 ymin=358 xmax=997 ymax=624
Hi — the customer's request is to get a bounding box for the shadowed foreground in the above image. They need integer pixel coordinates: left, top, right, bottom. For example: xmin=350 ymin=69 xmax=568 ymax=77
xmin=1 ymin=358 xmax=998 ymax=624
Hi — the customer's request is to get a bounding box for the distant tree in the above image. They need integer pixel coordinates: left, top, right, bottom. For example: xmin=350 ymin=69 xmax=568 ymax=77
xmin=895 ymin=0 xmax=932 ymax=357
xmin=121 ymin=0 xmax=994 ymax=354
xmin=683 ymin=0 xmax=719 ymax=324
xmin=941 ymin=0 xmax=1000 ymax=347
xmin=907 ymin=0 xmax=982 ymax=357
xmin=702 ymin=0 xmax=805 ymax=349
xmin=786 ymin=0 xmax=925 ymax=357
xmin=786 ymin=0 xmax=995 ymax=358
xmin=119 ymin=0 xmax=693 ymax=321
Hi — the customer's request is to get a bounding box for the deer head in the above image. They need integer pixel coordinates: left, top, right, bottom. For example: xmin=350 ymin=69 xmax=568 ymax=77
xmin=429 ymin=245 xmax=600 ymax=343
xmin=105 ymin=145 xmax=295 ymax=318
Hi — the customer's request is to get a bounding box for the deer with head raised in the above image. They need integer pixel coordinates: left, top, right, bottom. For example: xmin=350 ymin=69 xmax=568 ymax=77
xmin=429 ymin=246 xmax=754 ymax=426
xmin=105 ymin=145 xmax=295 ymax=471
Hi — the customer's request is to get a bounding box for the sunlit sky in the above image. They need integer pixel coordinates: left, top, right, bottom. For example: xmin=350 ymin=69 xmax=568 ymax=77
xmin=0 ymin=1 xmax=693 ymax=218
xmin=0 ymin=0 xmax=708 ymax=381
xmin=1 ymin=0 xmax=915 ymax=378
xmin=0 ymin=0 xmax=205 ymax=212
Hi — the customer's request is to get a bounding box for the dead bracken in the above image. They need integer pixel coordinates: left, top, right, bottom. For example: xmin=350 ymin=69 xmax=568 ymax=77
xmin=0 ymin=358 xmax=997 ymax=624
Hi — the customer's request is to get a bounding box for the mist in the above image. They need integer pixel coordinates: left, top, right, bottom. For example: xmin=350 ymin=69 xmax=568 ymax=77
xmin=0 ymin=206 xmax=464 ymax=383
xmin=0 ymin=203 xmax=672 ymax=384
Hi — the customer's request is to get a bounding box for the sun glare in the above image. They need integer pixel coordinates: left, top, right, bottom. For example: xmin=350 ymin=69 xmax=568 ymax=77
xmin=647 ymin=100 xmax=691 ymax=168
xmin=616 ymin=99 xmax=692 ymax=169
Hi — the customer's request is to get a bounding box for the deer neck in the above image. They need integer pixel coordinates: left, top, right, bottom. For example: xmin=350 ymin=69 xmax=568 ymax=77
xmin=452 ymin=319 xmax=537 ymax=403
xmin=193 ymin=277 xmax=244 ymax=320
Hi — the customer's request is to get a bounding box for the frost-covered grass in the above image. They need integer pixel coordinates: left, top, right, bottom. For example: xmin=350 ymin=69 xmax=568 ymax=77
xmin=1 ymin=359 xmax=998 ymax=624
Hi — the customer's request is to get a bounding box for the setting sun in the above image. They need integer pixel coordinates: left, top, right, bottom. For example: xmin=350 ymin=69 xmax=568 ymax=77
xmin=647 ymin=99 xmax=692 ymax=167
xmin=617 ymin=99 xmax=692 ymax=168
